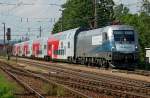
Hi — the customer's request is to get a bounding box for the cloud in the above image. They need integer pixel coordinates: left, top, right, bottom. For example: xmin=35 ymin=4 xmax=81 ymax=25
xmin=8 ymin=0 xmax=66 ymax=39
xmin=14 ymin=0 xmax=62 ymax=18
xmin=113 ymin=0 xmax=122 ymax=4
xmin=0 ymin=0 xmax=142 ymax=40
xmin=113 ymin=0 xmax=142 ymax=13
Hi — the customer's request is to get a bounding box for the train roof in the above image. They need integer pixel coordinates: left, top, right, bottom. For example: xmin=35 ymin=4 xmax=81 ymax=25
xmin=145 ymin=48 xmax=150 ymax=50
xmin=94 ymin=25 xmax=134 ymax=31
xmin=13 ymin=25 xmax=135 ymax=45
xmin=48 ymin=28 xmax=79 ymax=40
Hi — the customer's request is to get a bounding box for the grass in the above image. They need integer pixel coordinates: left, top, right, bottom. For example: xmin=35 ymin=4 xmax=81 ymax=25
xmin=43 ymin=84 xmax=66 ymax=97
xmin=0 ymin=57 xmax=66 ymax=97
xmin=0 ymin=71 xmax=16 ymax=98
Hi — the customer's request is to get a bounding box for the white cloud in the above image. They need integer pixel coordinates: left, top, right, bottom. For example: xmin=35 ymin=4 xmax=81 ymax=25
xmin=113 ymin=0 xmax=122 ymax=4
xmin=10 ymin=0 xmax=66 ymax=39
xmin=0 ymin=0 xmax=143 ymax=40
xmin=113 ymin=0 xmax=142 ymax=13
xmin=14 ymin=0 xmax=62 ymax=18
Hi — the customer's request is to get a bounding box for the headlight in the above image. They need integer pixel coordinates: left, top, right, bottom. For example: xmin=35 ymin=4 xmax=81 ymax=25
xmin=135 ymin=46 xmax=138 ymax=51
xmin=112 ymin=47 xmax=115 ymax=51
xmin=135 ymin=46 xmax=138 ymax=49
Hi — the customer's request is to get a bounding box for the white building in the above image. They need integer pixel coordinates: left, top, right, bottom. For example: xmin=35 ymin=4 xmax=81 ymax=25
xmin=145 ymin=48 xmax=150 ymax=63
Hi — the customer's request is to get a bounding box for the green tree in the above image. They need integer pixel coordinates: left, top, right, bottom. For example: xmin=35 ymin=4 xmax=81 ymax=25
xmin=120 ymin=13 xmax=150 ymax=61
xmin=141 ymin=0 xmax=150 ymax=15
xmin=52 ymin=0 xmax=114 ymax=33
xmin=96 ymin=0 xmax=114 ymax=27
xmin=113 ymin=4 xmax=129 ymax=20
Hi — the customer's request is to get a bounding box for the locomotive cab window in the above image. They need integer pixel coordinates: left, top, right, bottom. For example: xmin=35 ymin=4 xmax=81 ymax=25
xmin=113 ymin=30 xmax=135 ymax=42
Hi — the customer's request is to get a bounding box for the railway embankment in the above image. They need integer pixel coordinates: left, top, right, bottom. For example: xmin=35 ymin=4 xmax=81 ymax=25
xmin=0 ymin=59 xmax=92 ymax=98
xmin=0 ymin=58 xmax=150 ymax=98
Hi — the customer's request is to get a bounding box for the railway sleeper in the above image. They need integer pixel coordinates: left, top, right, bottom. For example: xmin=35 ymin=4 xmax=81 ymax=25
xmin=0 ymin=62 xmax=93 ymax=98
xmin=59 ymin=75 xmax=150 ymax=93
xmin=95 ymin=80 xmax=149 ymax=95
xmin=11 ymin=65 xmax=150 ymax=96
xmin=4 ymin=60 xmax=150 ymax=97
xmin=140 ymin=89 xmax=149 ymax=95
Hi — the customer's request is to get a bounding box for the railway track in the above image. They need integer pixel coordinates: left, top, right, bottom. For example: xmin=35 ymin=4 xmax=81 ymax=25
xmin=112 ymin=69 xmax=150 ymax=76
xmin=6 ymin=58 xmax=150 ymax=98
xmin=0 ymin=65 xmax=44 ymax=98
xmin=0 ymin=61 xmax=92 ymax=98
xmin=18 ymin=58 xmax=150 ymax=86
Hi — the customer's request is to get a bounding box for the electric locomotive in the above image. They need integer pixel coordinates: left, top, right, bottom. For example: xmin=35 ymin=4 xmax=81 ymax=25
xmin=75 ymin=25 xmax=139 ymax=68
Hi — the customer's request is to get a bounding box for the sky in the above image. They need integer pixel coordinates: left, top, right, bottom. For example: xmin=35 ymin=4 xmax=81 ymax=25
xmin=0 ymin=0 xmax=142 ymax=41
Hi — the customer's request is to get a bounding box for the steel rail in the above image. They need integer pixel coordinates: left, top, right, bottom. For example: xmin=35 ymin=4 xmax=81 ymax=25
xmin=7 ymin=59 xmax=148 ymax=98
xmin=0 ymin=66 xmax=45 ymax=98
xmin=20 ymin=59 xmax=150 ymax=88
xmin=0 ymin=61 xmax=92 ymax=98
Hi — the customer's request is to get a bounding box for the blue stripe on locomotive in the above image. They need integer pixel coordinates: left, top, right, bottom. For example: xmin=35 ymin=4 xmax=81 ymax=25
xmin=91 ymin=40 xmax=113 ymax=53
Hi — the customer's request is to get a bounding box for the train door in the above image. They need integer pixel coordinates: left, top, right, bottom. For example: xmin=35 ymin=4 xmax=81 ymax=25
xmin=33 ymin=43 xmax=40 ymax=57
xmin=47 ymin=44 xmax=51 ymax=57
xmin=47 ymin=43 xmax=53 ymax=59
xmin=47 ymin=39 xmax=59 ymax=59
xmin=24 ymin=44 xmax=28 ymax=56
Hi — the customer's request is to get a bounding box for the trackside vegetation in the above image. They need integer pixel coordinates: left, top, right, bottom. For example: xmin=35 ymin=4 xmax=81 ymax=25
xmin=0 ymin=71 xmax=15 ymax=98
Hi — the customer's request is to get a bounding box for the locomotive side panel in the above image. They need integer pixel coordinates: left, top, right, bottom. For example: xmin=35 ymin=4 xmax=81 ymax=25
xmin=75 ymin=25 xmax=139 ymax=68
xmin=75 ymin=28 xmax=112 ymax=66
xmin=76 ymin=28 xmax=112 ymax=56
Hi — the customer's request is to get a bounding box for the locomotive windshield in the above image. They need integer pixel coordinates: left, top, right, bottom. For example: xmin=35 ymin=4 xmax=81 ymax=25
xmin=113 ymin=30 xmax=134 ymax=42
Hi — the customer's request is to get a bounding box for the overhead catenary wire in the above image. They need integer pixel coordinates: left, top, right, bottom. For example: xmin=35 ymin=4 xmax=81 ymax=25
xmin=0 ymin=0 xmax=148 ymax=40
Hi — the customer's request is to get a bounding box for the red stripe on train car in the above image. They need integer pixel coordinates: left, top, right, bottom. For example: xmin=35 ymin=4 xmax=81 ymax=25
xmin=47 ymin=38 xmax=59 ymax=59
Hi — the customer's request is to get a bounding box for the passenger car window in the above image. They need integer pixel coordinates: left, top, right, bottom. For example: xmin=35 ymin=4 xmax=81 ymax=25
xmin=44 ymin=45 xmax=47 ymax=49
xmin=61 ymin=42 xmax=63 ymax=48
xmin=68 ymin=42 xmax=70 ymax=48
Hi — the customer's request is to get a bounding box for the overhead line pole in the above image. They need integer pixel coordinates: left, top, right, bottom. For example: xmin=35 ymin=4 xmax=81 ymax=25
xmin=59 ymin=9 xmax=64 ymax=32
xmin=2 ymin=23 xmax=6 ymax=51
xmin=94 ymin=0 xmax=98 ymax=28
xmin=61 ymin=12 xmax=63 ymax=32
xmin=39 ymin=26 xmax=42 ymax=37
